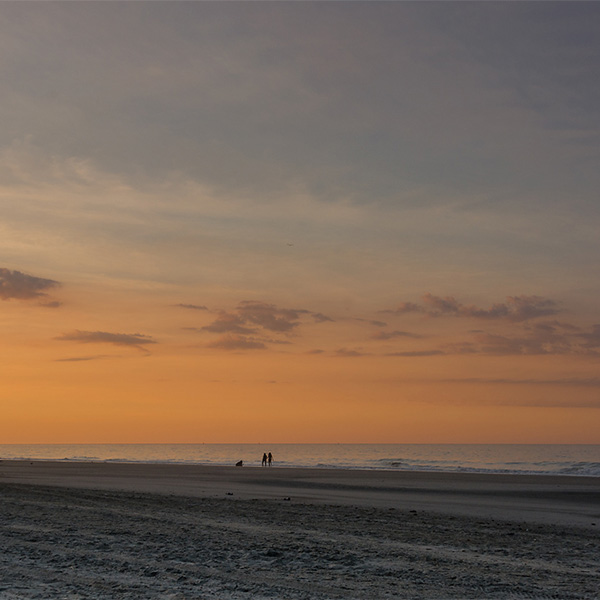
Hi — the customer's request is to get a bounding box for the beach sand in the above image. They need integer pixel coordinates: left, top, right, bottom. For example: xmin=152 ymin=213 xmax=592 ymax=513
xmin=1 ymin=461 xmax=599 ymax=599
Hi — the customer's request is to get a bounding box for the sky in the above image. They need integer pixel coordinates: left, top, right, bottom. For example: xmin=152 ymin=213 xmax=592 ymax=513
xmin=1 ymin=1 xmax=599 ymax=444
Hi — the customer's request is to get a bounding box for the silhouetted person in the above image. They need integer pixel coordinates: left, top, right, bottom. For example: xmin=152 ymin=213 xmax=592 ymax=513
xmin=268 ymin=452 xmax=273 ymax=466
xmin=262 ymin=453 xmax=267 ymax=467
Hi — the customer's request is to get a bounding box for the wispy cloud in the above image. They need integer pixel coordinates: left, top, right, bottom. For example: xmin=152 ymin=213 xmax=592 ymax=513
xmin=335 ymin=348 xmax=368 ymax=357
xmin=474 ymin=332 xmax=564 ymax=356
xmin=385 ymin=293 xmax=559 ymax=322
xmin=359 ymin=318 xmax=387 ymax=328
xmin=202 ymin=312 xmax=257 ymax=335
xmin=371 ymin=330 xmax=421 ymax=340
xmin=312 ymin=312 xmax=335 ymax=323
xmin=468 ymin=319 xmax=595 ymax=356
xmin=577 ymin=324 xmax=600 ymax=349
xmin=40 ymin=300 xmax=63 ymax=309
xmin=375 ymin=292 xmax=600 ymax=357
xmin=207 ymin=335 xmax=267 ymax=351
xmin=56 ymin=330 xmax=156 ymax=352
xmin=55 ymin=355 xmax=112 ymax=363
xmin=200 ymin=300 xmax=333 ymax=349
xmin=442 ymin=342 xmax=479 ymax=355
xmin=440 ymin=376 xmax=600 ymax=387
xmin=385 ymin=350 xmax=445 ymax=357
xmin=236 ymin=301 xmax=306 ymax=332
xmin=0 ymin=268 xmax=60 ymax=301
xmin=436 ymin=320 xmax=596 ymax=357
xmin=175 ymin=303 xmax=208 ymax=311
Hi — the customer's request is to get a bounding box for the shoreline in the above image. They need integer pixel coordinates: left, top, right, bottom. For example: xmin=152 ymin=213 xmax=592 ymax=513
xmin=4 ymin=455 xmax=600 ymax=478
xmin=2 ymin=459 xmax=599 ymax=528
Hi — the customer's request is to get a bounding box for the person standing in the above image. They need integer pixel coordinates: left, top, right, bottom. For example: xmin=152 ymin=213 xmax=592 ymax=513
xmin=262 ymin=452 xmax=267 ymax=467
xmin=268 ymin=452 xmax=273 ymax=466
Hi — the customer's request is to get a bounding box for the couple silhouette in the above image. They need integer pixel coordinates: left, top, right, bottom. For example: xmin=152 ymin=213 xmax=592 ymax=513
xmin=261 ymin=452 xmax=273 ymax=467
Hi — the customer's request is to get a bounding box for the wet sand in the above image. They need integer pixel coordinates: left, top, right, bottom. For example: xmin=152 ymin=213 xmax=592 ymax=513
xmin=1 ymin=460 xmax=599 ymax=598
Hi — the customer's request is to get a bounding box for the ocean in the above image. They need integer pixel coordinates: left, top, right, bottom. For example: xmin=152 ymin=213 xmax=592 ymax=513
xmin=1 ymin=444 xmax=599 ymax=477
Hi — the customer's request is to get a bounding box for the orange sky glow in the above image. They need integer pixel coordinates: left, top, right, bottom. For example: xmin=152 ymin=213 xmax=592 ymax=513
xmin=1 ymin=2 xmax=599 ymax=443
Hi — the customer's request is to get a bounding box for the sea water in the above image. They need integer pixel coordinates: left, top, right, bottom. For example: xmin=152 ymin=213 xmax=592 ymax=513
xmin=1 ymin=444 xmax=599 ymax=477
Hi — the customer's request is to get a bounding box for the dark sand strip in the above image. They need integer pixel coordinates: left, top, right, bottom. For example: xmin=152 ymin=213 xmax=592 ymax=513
xmin=2 ymin=460 xmax=599 ymax=528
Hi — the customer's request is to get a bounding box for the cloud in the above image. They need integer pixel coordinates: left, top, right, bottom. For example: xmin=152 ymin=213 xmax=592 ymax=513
xmin=202 ymin=302 xmax=307 ymax=335
xmin=422 ymin=294 xmax=463 ymax=315
xmin=577 ymin=324 xmax=600 ymax=349
xmin=441 ymin=376 xmax=600 ymax=387
xmin=369 ymin=311 xmax=589 ymax=357
xmin=261 ymin=338 xmax=293 ymax=346
xmin=494 ymin=296 xmax=559 ymax=322
xmin=175 ymin=303 xmax=208 ymax=311
xmin=474 ymin=333 xmax=551 ymax=356
xmin=371 ymin=330 xmax=421 ymax=340
xmin=207 ymin=335 xmax=267 ymax=351
xmin=335 ymin=348 xmax=368 ymax=357
xmin=200 ymin=300 xmax=332 ymax=349
xmin=386 ymin=293 xmax=559 ymax=322
xmin=354 ymin=318 xmax=387 ymax=327
xmin=56 ymin=330 xmax=156 ymax=351
xmin=374 ymin=317 xmax=595 ymax=356
xmin=368 ymin=320 xmax=387 ymax=328
xmin=424 ymin=293 xmax=560 ymax=321
xmin=527 ymin=320 xmax=580 ymax=333
xmin=236 ymin=301 xmax=306 ymax=332
xmin=385 ymin=350 xmax=445 ymax=357
xmin=442 ymin=342 xmax=479 ymax=355
xmin=439 ymin=320 xmax=592 ymax=356
xmin=40 ymin=300 xmax=63 ymax=308
xmin=0 ymin=268 xmax=60 ymax=301
xmin=312 ymin=312 xmax=335 ymax=323
xmin=384 ymin=302 xmax=422 ymax=315
xmin=202 ymin=312 xmax=257 ymax=335
xmin=3 ymin=1 xmax=598 ymax=211
xmin=478 ymin=318 xmax=598 ymax=355
xmin=55 ymin=355 xmax=111 ymax=362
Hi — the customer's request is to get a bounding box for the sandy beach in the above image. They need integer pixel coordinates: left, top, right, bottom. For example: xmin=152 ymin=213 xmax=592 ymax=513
xmin=1 ymin=461 xmax=599 ymax=599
